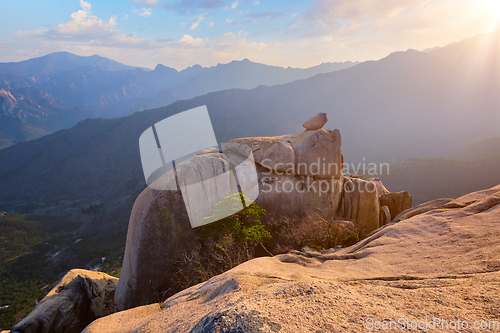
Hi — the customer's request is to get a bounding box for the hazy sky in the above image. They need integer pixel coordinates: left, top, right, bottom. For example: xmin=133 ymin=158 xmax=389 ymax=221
xmin=1 ymin=0 xmax=500 ymax=70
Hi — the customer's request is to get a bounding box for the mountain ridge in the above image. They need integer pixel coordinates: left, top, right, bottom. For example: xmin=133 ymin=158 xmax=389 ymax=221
xmin=0 ymin=30 xmax=499 ymax=245
xmin=0 ymin=51 xmax=149 ymax=77
xmin=0 ymin=54 xmax=356 ymax=149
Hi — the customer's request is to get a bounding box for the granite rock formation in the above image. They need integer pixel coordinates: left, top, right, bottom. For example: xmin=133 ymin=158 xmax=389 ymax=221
xmin=115 ymin=116 xmax=411 ymax=310
xmin=11 ymin=269 xmax=117 ymax=333
xmin=85 ymin=184 xmax=500 ymax=332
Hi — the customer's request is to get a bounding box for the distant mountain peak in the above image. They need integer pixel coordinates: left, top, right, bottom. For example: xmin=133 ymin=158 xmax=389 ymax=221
xmin=154 ymin=64 xmax=177 ymax=73
xmin=0 ymin=51 xmax=148 ymax=77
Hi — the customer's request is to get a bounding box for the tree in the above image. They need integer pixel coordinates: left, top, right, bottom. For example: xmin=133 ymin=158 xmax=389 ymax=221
xmin=200 ymin=193 xmax=271 ymax=269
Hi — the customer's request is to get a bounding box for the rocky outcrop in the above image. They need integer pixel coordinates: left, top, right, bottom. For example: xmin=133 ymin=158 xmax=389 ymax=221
xmin=379 ymin=205 xmax=391 ymax=226
xmin=85 ymin=184 xmax=500 ymax=333
xmin=380 ymin=191 xmax=412 ymax=220
xmin=114 ymin=182 xmax=193 ymax=311
xmin=228 ymin=128 xmax=345 ymax=220
xmin=11 ymin=269 xmax=117 ymax=333
xmin=115 ymin=117 xmax=411 ymax=311
xmin=392 ymin=198 xmax=453 ymax=223
xmin=337 ymin=177 xmax=380 ymax=234
xmin=230 ymin=128 xmax=343 ymax=179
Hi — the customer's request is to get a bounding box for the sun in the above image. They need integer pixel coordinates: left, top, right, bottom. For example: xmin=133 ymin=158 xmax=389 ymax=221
xmin=484 ymin=0 xmax=500 ymax=17
xmin=480 ymin=0 xmax=500 ymax=31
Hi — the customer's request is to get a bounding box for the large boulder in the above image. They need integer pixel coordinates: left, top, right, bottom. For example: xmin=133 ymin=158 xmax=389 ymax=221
xmin=302 ymin=112 xmax=328 ymax=130
xmin=85 ymin=184 xmax=500 ymax=333
xmin=115 ymin=127 xmax=347 ymax=311
xmin=11 ymin=269 xmax=117 ymax=333
xmin=114 ymin=179 xmax=192 ymax=311
xmin=380 ymin=191 xmax=412 ymax=220
xmin=337 ymin=177 xmax=380 ymax=235
xmin=230 ymin=128 xmax=343 ymax=179
xmin=115 ymin=117 xmax=410 ymax=310
xmin=254 ymin=173 xmax=344 ymax=219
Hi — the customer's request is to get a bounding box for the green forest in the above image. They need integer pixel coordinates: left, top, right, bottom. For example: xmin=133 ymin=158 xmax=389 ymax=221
xmin=0 ymin=213 xmax=82 ymax=329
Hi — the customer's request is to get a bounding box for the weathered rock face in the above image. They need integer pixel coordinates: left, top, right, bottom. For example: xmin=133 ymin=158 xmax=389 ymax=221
xmin=392 ymin=198 xmax=453 ymax=223
xmin=302 ymin=112 xmax=328 ymax=130
xmin=85 ymin=184 xmax=500 ymax=333
xmin=380 ymin=191 xmax=413 ymax=220
xmin=230 ymin=128 xmax=343 ymax=179
xmin=337 ymin=177 xmax=380 ymax=234
xmin=379 ymin=205 xmax=391 ymax=226
xmin=11 ymin=269 xmax=117 ymax=333
xmin=227 ymin=129 xmax=345 ymax=220
xmin=115 ymin=118 xmax=411 ymax=311
xmin=114 ymin=184 xmax=193 ymax=311
xmin=368 ymin=177 xmax=390 ymax=195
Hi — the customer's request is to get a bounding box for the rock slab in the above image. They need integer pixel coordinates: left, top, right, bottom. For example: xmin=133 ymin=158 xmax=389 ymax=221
xmin=11 ymin=269 xmax=117 ymax=333
xmin=85 ymin=184 xmax=500 ymax=333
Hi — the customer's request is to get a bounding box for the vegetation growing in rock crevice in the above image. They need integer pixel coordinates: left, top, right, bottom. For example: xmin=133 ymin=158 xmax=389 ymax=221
xmin=201 ymin=192 xmax=271 ymax=265
xmin=161 ymin=193 xmax=271 ymax=300
xmin=158 ymin=194 xmax=364 ymax=303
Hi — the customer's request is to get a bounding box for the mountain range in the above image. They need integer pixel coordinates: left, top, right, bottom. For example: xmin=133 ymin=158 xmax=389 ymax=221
xmin=0 ymin=30 xmax=499 ymax=244
xmin=0 ymin=52 xmax=355 ymax=150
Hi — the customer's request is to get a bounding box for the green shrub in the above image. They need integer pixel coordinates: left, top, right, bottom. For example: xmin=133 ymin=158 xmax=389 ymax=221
xmin=161 ymin=193 xmax=270 ymax=301
xmin=341 ymin=234 xmax=359 ymax=247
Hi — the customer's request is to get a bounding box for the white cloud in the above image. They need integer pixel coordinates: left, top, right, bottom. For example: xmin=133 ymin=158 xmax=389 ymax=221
xmin=134 ymin=8 xmax=152 ymax=17
xmin=291 ymin=13 xmax=297 ymax=18
xmin=253 ymin=0 xmax=260 ymax=4
xmin=15 ymin=27 xmax=49 ymax=39
xmin=133 ymin=0 xmax=157 ymax=7
xmin=54 ymin=1 xmax=117 ymax=37
xmin=178 ymin=34 xmax=206 ymax=47
xmin=13 ymin=1 xmax=150 ymax=48
xmin=231 ymin=1 xmax=239 ymax=9
xmin=299 ymin=0 xmax=454 ymax=38
xmin=7 ymin=0 xmax=499 ymax=71
xmin=80 ymin=0 xmax=92 ymax=11
xmin=190 ymin=15 xmax=204 ymax=30
xmin=209 ymin=21 xmax=215 ymax=28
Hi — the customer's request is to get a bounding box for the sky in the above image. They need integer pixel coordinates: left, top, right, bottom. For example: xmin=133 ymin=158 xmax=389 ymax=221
xmin=1 ymin=0 xmax=500 ymax=70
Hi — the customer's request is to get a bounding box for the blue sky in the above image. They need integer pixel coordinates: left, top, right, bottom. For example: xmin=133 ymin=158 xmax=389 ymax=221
xmin=1 ymin=0 xmax=499 ymax=69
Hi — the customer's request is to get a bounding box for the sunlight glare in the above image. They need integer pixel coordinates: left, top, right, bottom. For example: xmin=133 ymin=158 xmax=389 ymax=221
xmin=484 ymin=0 xmax=500 ymax=23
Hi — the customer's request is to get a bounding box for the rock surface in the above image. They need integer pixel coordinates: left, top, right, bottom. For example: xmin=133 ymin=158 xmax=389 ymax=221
xmin=113 ymin=179 xmax=193 ymax=311
xmin=115 ymin=118 xmax=411 ymax=311
xmin=11 ymin=269 xmax=117 ymax=333
xmin=302 ymin=112 xmax=328 ymax=130
xmin=230 ymin=128 xmax=343 ymax=179
xmin=392 ymin=198 xmax=453 ymax=223
xmin=380 ymin=191 xmax=412 ymax=220
xmin=379 ymin=205 xmax=391 ymax=226
xmin=86 ymin=184 xmax=500 ymax=333
xmin=337 ymin=177 xmax=380 ymax=234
